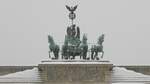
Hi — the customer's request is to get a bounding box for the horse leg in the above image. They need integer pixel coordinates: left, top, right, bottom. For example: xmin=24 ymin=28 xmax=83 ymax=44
xmin=53 ymin=52 xmax=56 ymax=59
xmin=72 ymin=52 xmax=76 ymax=60
xmin=101 ymin=51 xmax=104 ymax=58
xmin=54 ymin=51 xmax=59 ymax=59
xmin=79 ymin=54 xmax=82 ymax=59
xmin=61 ymin=51 xmax=64 ymax=59
xmin=49 ymin=51 xmax=51 ymax=59
xmin=91 ymin=51 xmax=94 ymax=60
xmin=72 ymin=55 xmax=75 ymax=60
xmin=83 ymin=52 xmax=87 ymax=60
xmin=85 ymin=52 xmax=88 ymax=60
xmin=56 ymin=51 xmax=59 ymax=59
xmin=95 ymin=51 xmax=99 ymax=60
xmin=93 ymin=51 xmax=96 ymax=59
xmin=79 ymin=52 xmax=82 ymax=60
xmin=68 ymin=52 xmax=71 ymax=60
xmin=82 ymin=53 xmax=86 ymax=60
xmin=83 ymin=53 xmax=85 ymax=60
xmin=51 ymin=51 xmax=55 ymax=59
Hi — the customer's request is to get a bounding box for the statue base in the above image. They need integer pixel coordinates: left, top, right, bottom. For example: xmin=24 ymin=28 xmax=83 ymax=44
xmin=38 ymin=60 xmax=113 ymax=83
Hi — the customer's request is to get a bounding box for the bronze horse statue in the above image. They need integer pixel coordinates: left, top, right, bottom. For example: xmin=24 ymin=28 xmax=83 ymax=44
xmin=48 ymin=35 xmax=60 ymax=59
xmin=79 ymin=34 xmax=88 ymax=59
xmin=91 ymin=34 xmax=104 ymax=60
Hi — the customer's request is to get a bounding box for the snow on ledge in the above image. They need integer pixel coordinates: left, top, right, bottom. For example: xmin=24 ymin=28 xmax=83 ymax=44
xmin=40 ymin=59 xmax=112 ymax=64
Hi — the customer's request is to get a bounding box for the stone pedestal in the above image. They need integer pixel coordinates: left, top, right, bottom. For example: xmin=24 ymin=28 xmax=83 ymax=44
xmin=38 ymin=60 xmax=113 ymax=83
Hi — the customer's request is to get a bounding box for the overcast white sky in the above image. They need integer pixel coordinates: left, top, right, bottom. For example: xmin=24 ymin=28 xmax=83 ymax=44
xmin=0 ymin=0 xmax=150 ymax=65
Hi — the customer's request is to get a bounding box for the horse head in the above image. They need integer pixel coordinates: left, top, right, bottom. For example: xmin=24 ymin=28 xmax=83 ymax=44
xmin=48 ymin=35 xmax=55 ymax=45
xmin=83 ymin=34 xmax=87 ymax=43
xmin=97 ymin=34 xmax=105 ymax=45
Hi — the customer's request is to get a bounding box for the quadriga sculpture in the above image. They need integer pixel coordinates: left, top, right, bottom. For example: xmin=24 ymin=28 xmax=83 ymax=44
xmin=48 ymin=35 xmax=60 ymax=59
xmin=91 ymin=34 xmax=104 ymax=60
xmin=47 ymin=5 xmax=105 ymax=60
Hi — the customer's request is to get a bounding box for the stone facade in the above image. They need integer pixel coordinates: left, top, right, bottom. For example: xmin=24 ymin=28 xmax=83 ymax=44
xmin=38 ymin=62 xmax=113 ymax=83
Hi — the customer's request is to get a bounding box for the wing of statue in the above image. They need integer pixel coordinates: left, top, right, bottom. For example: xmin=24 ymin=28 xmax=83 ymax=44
xmin=66 ymin=5 xmax=71 ymax=12
xmin=73 ymin=5 xmax=78 ymax=11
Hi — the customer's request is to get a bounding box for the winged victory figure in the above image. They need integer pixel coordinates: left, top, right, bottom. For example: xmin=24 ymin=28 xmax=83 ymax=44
xmin=66 ymin=5 xmax=78 ymax=14
xmin=66 ymin=5 xmax=78 ymax=22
